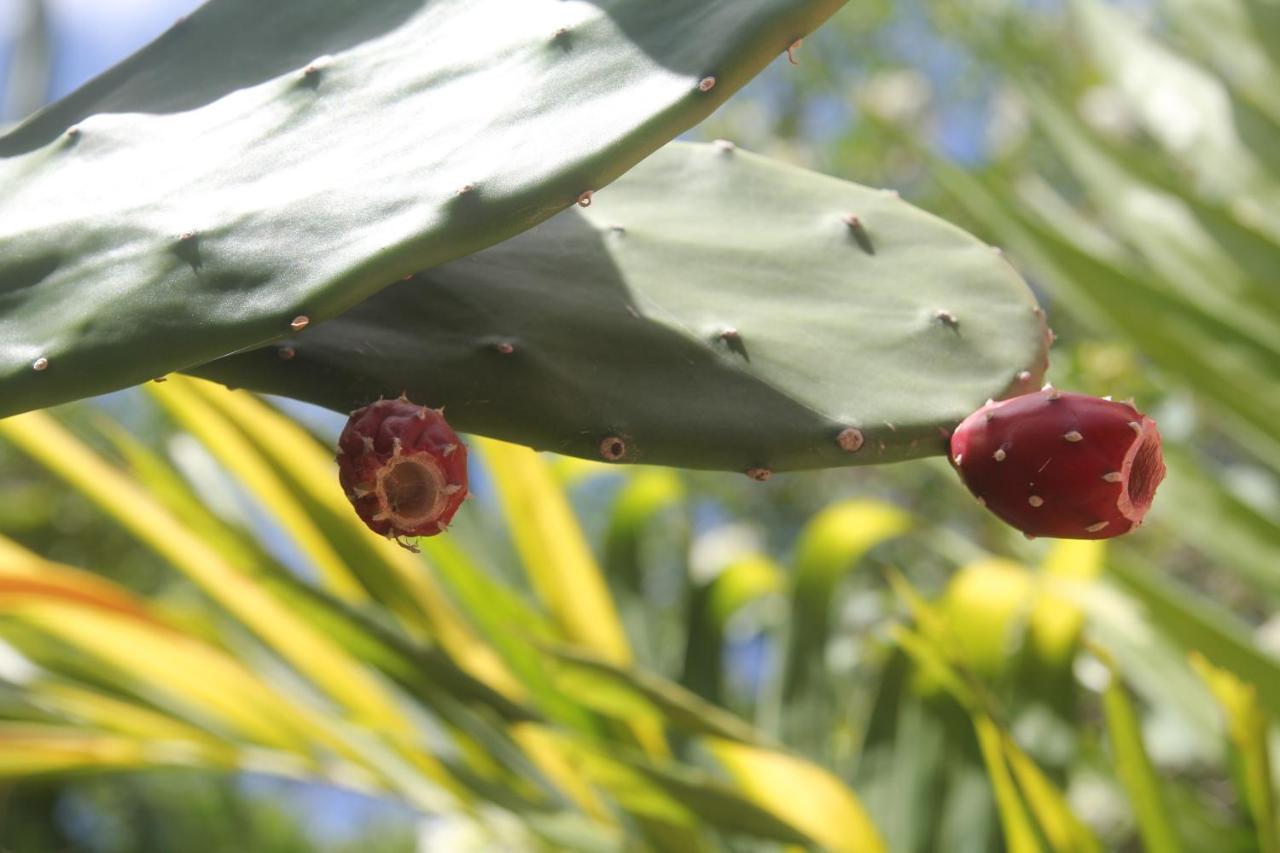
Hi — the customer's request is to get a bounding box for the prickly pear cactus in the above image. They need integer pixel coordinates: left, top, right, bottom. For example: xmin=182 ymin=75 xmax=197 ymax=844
xmin=949 ymin=389 xmax=1166 ymax=538
xmin=194 ymin=142 xmax=1051 ymax=473
xmin=0 ymin=0 xmax=845 ymax=418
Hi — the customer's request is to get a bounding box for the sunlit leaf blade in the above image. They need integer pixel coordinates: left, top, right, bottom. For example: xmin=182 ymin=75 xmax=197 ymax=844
xmin=892 ymin=620 xmax=1038 ymax=853
xmin=709 ymin=738 xmax=887 ymax=853
xmin=1094 ymin=648 xmax=1184 ymax=853
xmin=178 ymin=378 xmax=522 ymax=698
xmin=0 ymin=412 xmax=425 ymax=741
xmin=885 ymin=569 xmax=954 ymax=652
xmin=478 ymin=437 xmax=632 ymax=664
xmin=93 ymin=417 xmax=538 ymax=727
xmin=0 ymin=543 xmax=413 ymax=776
xmin=93 ymin=415 xmax=266 ymax=571
xmin=543 ymin=646 xmax=770 ymax=745
xmin=1190 ymin=652 xmax=1279 ymax=853
xmin=146 ymin=378 xmax=368 ymax=602
xmin=0 ymin=535 xmax=163 ymax=625
xmin=544 ymin=733 xmax=697 ymax=829
xmin=179 ymin=392 xmax=609 ymax=824
xmin=0 ymin=578 xmax=474 ymax=809
xmin=0 ymin=725 xmax=168 ymax=776
xmin=1030 ymin=540 xmax=1105 ymax=668
xmin=855 ymin=654 xmax=969 ymax=853
xmin=18 ymin=679 xmax=226 ymax=746
xmin=1002 ymin=735 xmax=1101 ymax=853
xmin=416 ymin=533 xmax=590 ymax=729
xmin=1161 ymin=0 xmax=1280 ymax=119
xmin=890 ymin=625 xmax=976 ymax=709
xmin=5 ymin=600 xmax=311 ymax=751
xmin=892 ymin=624 xmax=1055 ymax=853
xmin=0 ymin=723 xmax=387 ymax=797
xmin=1078 ymin=582 xmax=1222 ymax=755
xmin=251 ymin=568 xmax=534 ymax=723
xmin=972 ymin=715 xmax=1045 ymax=853
xmin=509 ymin=723 xmax=612 ymax=824
xmin=602 ymin=467 xmax=689 ymax=671
xmin=706 ymin=553 xmax=785 ymax=630
xmin=892 ymin=571 xmax=1097 ymax=853
xmin=634 ymin=748 xmax=823 ymax=848
xmin=944 ymin=558 xmax=1033 ymax=679
xmin=784 ymin=499 xmax=911 ymax=697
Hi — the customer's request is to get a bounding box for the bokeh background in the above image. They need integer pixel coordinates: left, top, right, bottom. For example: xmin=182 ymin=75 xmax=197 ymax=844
xmin=3 ymin=0 xmax=1279 ymax=851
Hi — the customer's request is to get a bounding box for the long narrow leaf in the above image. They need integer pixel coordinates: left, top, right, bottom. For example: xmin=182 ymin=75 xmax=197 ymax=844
xmin=1030 ymin=540 xmax=1105 ymax=668
xmin=708 ymin=738 xmax=887 ymax=853
xmin=973 ymin=715 xmax=1045 ymax=853
xmin=1094 ymin=648 xmax=1183 ymax=853
xmin=1109 ymin=555 xmax=1280 ymax=721
xmin=1002 ymin=735 xmax=1101 ymax=853
xmin=0 ymin=413 xmax=425 ymax=740
xmin=786 ymin=500 xmax=912 ymax=693
xmin=478 ymin=437 xmax=632 ymax=665
xmin=181 ymin=379 xmax=515 ymax=694
xmin=544 ymin=646 xmax=771 ymax=746
xmin=1191 ymin=652 xmax=1279 ymax=853
xmin=147 ymin=378 xmax=369 ymax=602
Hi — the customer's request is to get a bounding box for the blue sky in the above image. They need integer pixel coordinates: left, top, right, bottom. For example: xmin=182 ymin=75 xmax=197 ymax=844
xmin=1 ymin=0 xmax=203 ymax=119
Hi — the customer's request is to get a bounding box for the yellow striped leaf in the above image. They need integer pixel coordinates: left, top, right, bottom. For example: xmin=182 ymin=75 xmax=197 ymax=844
xmin=182 ymin=379 xmax=519 ymax=698
xmin=1094 ymin=648 xmax=1183 ymax=853
xmin=478 ymin=437 xmax=631 ymax=665
xmin=709 ymin=739 xmax=887 ymax=853
xmin=0 ymin=412 xmax=423 ymax=740
xmin=1190 ymin=651 xmax=1278 ymax=853
xmin=147 ymin=378 xmax=368 ymax=601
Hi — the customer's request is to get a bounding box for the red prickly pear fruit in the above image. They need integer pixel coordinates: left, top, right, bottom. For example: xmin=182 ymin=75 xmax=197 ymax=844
xmin=948 ymin=389 xmax=1166 ymax=540
xmin=336 ymin=396 xmax=468 ymax=539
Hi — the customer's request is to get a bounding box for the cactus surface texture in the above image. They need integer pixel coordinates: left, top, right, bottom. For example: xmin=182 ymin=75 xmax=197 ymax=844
xmin=195 ymin=143 xmax=1051 ymax=472
xmin=337 ymin=396 xmax=468 ymax=539
xmin=0 ymin=0 xmax=845 ymax=418
xmin=949 ymin=389 xmax=1166 ymax=539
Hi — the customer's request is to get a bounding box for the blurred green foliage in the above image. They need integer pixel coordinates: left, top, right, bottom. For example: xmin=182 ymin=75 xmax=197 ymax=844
xmin=3 ymin=0 xmax=1280 ymax=850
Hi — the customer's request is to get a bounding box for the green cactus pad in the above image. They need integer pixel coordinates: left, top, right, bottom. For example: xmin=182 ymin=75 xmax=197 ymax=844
xmin=194 ymin=143 xmax=1050 ymax=472
xmin=0 ymin=0 xmax=844 ymax=418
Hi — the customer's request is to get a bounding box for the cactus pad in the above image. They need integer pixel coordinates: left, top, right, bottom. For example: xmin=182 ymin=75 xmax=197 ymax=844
xmin=0 ymin=0 xmax=845 ymax=418
xmin=195 ymin=143 xmax=1051 ymax=472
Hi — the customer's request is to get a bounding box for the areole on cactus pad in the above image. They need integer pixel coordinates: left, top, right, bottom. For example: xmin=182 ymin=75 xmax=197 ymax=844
xmin=337 ymin=396 xmax=468 ymax=541
xmin=948 ymin=388 xmax=1166 ymax=540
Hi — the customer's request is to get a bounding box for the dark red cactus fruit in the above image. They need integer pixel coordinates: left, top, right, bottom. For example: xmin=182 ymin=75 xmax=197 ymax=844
xmin=949 ymin=388 xmax=1166 ymax=540
xmin=337 ymin=396 xmax=468 ymax=540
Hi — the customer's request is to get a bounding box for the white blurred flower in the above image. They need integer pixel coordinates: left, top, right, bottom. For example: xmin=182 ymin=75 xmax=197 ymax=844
xmin=985 ymin=85 xmax=1029 ymax=156
xmin=857 ymin=69 xmax=932 ymax=125
xmin=689 ymin=522 xmax=764 ymax=585
xmin=1077 ymin=85 xmax=1137 ymax=139
xmin=418 ymin=808 xmax=533 ymax=853
xmin=0 ymin=638 xmax=38 ymax=684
